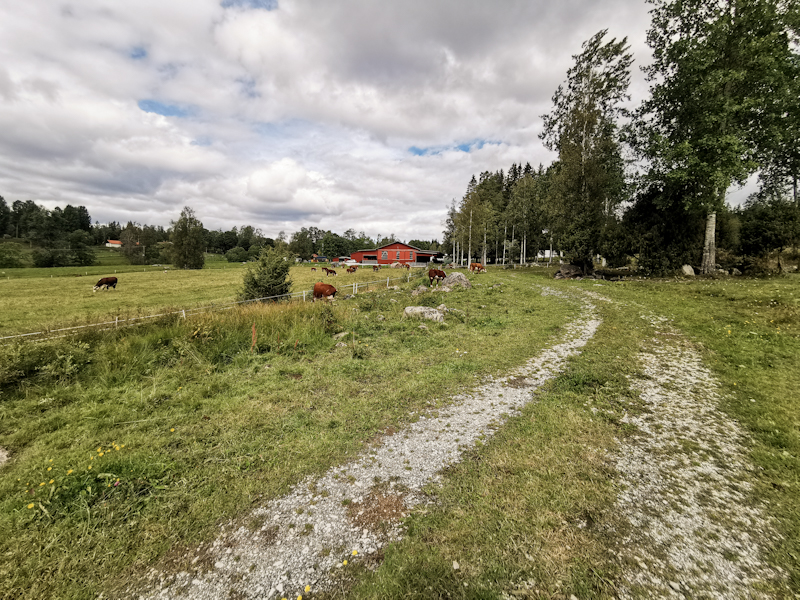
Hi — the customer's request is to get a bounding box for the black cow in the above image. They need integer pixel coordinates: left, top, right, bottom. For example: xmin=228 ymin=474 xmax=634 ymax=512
xmin=93 ymin=276 xmax=118 ymax=292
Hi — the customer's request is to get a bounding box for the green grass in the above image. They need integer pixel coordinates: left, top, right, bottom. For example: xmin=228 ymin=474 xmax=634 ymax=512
xmin=0 ymin=263 xmax=411 ymax=336
xmin=1 ymin=269 xmax=798 ymax=599
xmin=0 ymin=268 xmax=575 ymax=600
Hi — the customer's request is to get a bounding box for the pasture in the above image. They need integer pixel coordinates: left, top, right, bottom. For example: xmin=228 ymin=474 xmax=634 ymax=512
xmin=0 ymin=268 xmax=798 ymax=599
xmin=0 ymin=263 xmax=416 ymax=337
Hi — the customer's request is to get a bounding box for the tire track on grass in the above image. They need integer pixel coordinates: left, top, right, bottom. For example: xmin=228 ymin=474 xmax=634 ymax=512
xmin=134 ymin=287 xmax=600 ymax=600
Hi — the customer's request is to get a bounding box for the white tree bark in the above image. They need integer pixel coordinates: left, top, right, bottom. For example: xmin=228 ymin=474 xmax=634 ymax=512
xmin=700 ymin=211 xmax=717 ymax=275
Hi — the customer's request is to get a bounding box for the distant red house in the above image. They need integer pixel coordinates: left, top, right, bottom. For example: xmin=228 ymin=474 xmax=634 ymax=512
xmin=350 ymin=242 xmax=438 ymax=265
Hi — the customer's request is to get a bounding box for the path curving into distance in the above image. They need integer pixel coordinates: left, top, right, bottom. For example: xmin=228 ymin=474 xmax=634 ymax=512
xmin=136 ymin=287 xmax=600 ymax=600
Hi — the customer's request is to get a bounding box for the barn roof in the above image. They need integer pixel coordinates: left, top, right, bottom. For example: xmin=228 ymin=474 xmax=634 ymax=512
xmin=355 ymin=242 xmax=431 ymax=253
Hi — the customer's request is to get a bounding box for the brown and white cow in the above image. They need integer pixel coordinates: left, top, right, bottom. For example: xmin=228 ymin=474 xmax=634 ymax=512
xmin=469 ymin=262 xmax=486 ymax=273
xmin=313 ymin=282 xmax=337 ymax=302
xmin=372 ymin=265 xmax=380 ymax=272
xmin=428 ymin=269 xmax=446 ymax=286
xmin=93 ymin=276 xmax=118 ymax=292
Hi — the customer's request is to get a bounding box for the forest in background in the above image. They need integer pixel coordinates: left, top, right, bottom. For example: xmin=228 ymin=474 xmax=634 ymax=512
xmin=0 ymin=196 xmax=441 ymax=270
xmin=445 ymin=1 xmax=799 ymax=275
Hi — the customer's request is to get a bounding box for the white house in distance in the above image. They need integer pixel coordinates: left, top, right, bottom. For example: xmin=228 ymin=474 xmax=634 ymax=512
xmin=105 ymin=240 xmax=122 ymax=248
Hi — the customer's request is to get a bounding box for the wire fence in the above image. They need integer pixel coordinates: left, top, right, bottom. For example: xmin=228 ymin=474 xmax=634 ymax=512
xmin=0 ymin=272 xmax=416 ymax=344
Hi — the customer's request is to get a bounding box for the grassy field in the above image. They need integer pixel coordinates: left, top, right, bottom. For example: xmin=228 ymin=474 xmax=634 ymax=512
xmin=0 ymin=268 xmax=798 ymax=599
xmin=0 ymin=263 xmax=415 ymax=336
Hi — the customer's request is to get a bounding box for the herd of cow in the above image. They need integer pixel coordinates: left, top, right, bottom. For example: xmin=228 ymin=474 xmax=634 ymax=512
xmin=91 ymin=262 xmax=488 ymax=301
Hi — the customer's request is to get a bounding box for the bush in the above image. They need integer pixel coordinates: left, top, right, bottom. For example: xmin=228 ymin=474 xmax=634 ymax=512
xmin=225 ymin=247 xmax=249 ymax=263
xmin=239 ymin=246 xmax=293 ymax=301
xmin=0 ymin=242 xmax=26 ymax=268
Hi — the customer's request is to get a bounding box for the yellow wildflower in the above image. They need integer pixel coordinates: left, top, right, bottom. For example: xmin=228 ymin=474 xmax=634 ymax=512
xmin=88 ymin=465 xmax=92 ymax=470
xmin=47 ymin=467 xmax=52 ymax=471
xmin=67 ymin=469 xmax=73 ymax=475
xmin=352 ymin=550 xmax=358 ymax=556
xmin=97 ymin=447 xmax=101 ymax=452
xmin=343 ymin=560 xmax=348 ymax=566
xmin=49 ymin=480 xmax=54 ymax=484
xmin=27 ymin=503 xmax=34 ymax=509
xmin=39 ymin=482 xmax=45 ymax=486
xmin=120 ymin=444 xmax=125 ymax=448
xmin=170 ymin=428 xmax=175 ymax=432
xmin=305 ymin=585 xmax=310 ymax=592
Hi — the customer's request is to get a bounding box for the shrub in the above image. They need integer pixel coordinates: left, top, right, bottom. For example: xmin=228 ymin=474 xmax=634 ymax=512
xmin=239 ymin=246 xmax=292 ymax=301
xmin=0 ymin=242 xmax=26 ymax=268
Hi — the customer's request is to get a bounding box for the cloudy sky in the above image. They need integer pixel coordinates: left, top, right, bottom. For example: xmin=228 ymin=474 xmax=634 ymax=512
xmin=0 ymin=0 xmax=757 ymax=241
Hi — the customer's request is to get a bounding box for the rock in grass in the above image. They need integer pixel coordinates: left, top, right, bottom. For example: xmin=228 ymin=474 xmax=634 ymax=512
xmin=441 ymin=272 xmax=471 ymax=289
xmin=403 ymin=306 xmax=444 ymax=322
xmin=411 ymin=285 xmax=429 ymax=297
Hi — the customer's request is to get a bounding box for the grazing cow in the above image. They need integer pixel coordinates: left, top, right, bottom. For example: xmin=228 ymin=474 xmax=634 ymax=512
xmin=326 ymin=268 xmax=337 ymax=277
xmin=372 ymin=265 xmax=380 ymax=272
xmin=311 ymin=267 xmax=317 ymax=272
xmin=346 ymin=267 xmax=357 ymax=274
xmin=404 ymin=263 xmax=410 ymax=270
xmin=93 ymin=276 xmax=118 ymax=292
xmin=313 ymin=282 xmax=337 ymax=302
xmin=428 ymin=269 xmax=446 ymax=286
xmin=469 ymin=262 xmax=486 ymax=273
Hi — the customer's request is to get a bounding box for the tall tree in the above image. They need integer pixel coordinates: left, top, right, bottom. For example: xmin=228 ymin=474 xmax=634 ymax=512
xmin=633 ymin=0 xmax=796 ymax=273
xmin=170 ymin=207 xmax=205 ymax=269
xmin=541 ymin=30 xmax=632 ymax=272
xmin=0 ymin=196 xmax=10 ymax=236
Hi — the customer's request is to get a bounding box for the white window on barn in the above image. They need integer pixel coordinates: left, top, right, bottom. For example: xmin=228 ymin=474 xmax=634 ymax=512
xmin=381 ymin=251 xmax=388 ymax=260
xmin=396 ymin=251 xmax=400 ymax=260
xmin=410 ymin=251 xmax=414 ymax=261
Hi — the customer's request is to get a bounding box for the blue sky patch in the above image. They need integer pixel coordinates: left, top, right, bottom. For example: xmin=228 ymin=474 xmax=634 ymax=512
xmin=221 ymin=0 xmax=278 ymax=9
xmin=129 ymin=46 xmax=147 ymax=60
xmin=409 ymin=139 xmax=494 ymax=156
xmin=138 ymin=100 xmax=190 ymax=118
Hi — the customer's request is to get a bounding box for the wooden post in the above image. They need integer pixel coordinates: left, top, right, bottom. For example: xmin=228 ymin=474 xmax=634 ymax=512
xmin=182 ymin=309 xmax=186 ymax=319
xmin=115 ymin=316 xmax=118 ymax=328
xmin=303 ymin=290 xmax=306 ymax=302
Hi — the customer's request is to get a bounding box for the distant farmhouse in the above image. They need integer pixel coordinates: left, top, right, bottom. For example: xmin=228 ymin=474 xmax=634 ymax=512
xmin=350 ymin=242 xmax=440 ymax=266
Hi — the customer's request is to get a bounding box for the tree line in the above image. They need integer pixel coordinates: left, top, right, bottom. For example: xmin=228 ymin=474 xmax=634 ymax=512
xmin=0 ymin=197 xmax=442 ymax=270
xmin=444 ymin=0 xmax=799 ymax=275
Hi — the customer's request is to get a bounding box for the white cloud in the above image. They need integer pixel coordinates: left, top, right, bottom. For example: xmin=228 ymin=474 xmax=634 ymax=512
xmin=0 ymin=0 xmax=659 ymax=241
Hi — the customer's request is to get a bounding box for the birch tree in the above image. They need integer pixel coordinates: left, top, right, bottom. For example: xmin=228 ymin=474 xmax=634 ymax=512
xmin=541 ymin=30 xmax=631 ymax=273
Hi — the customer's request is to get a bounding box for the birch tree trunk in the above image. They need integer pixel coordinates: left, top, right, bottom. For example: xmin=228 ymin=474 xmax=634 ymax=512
xmin=700 ymin=211 xmax=717 ymax=274
xmin=502 ymin=223 xmax=507 ymax=265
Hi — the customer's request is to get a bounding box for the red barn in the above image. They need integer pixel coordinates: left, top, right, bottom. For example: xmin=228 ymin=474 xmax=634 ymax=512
xmin=350 ymin=242 xmax=439 ymax=267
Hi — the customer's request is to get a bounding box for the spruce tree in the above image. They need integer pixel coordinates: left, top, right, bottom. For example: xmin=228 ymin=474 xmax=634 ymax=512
xmin=239 ymin=246 xmax=293 ymax=301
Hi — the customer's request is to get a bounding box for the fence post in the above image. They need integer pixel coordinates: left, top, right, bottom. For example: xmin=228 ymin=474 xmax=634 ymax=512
xmin=182 ymin=309 xmax=186 ymax=319
xmin=115 ymin=316 xmax=118 ymax=328
xmin=303 ymin=290 xmax=306 ymax=302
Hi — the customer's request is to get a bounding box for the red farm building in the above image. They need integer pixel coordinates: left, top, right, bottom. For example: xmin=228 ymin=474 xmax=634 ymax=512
xmin=350 ymin=242 xmax=439 ymax=266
